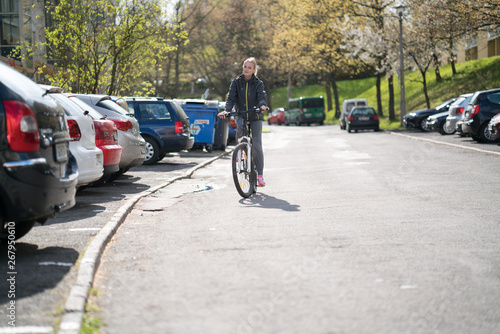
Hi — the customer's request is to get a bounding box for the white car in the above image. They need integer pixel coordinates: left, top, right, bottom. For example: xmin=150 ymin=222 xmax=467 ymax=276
xmin=39 ymin=85 xmax=104 ymax=189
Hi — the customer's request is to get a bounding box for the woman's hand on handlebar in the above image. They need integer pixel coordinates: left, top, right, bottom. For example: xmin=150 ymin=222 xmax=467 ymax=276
xmin=218 ymin=111 xmax=229 ymax=119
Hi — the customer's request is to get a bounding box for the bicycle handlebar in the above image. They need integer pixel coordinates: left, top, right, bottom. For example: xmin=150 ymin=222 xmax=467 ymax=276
xmin=218 ymin=106 xmax=265 ymax=118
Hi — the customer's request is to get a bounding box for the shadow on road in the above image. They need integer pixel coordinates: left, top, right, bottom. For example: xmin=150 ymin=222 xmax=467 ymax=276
xmin=240 ymin=193 xmax=300 ymax=212
xmin=0 ymin=243 xmax=78 ymax=303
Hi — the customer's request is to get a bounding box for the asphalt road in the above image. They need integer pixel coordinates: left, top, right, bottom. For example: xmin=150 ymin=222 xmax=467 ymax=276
xmin=0 ymin=149 xmax=229 ymax=333
xmin=89 ymin=125 xmax=500 ymax=334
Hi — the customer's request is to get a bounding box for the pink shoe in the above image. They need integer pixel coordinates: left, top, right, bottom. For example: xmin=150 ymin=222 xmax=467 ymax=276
xmin=257 ymin=175 xmax=266 ymax=187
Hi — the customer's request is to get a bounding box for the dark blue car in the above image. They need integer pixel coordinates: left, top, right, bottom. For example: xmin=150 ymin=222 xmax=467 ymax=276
xmin=124 ymin=98 xmax=194 ymax=165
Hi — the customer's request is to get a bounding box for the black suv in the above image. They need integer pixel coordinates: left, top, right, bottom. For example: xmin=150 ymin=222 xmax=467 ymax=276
xmin=462 ymin=88 xmax=500 ymax=143
xmin=0 ymin=63 xmax=78 ymax=240
xmin=124 ymin=97 xmax=194 ymax=164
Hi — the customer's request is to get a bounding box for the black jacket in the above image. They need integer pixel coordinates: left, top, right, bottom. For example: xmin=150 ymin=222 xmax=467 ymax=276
xmin=225 ymin=74 xmax=267 ymax=120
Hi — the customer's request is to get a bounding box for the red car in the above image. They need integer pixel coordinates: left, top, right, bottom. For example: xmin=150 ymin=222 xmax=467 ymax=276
xmin=268 ymin=108 xmax=285 ymax=125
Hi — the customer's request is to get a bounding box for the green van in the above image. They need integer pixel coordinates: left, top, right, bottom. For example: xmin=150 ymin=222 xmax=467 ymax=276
xmin=285 ymin=96 xmax=325 ymax=126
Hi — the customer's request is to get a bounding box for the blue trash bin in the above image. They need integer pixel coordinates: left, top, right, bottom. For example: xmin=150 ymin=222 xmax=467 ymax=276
xmin=176 ymin=99 xmax=218 ymax=152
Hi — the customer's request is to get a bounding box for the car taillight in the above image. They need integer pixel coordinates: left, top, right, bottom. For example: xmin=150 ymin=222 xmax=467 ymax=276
xmin=94 ymin=121 xmax=113 ymax=143
xmin=456 ymin=107 xmax=464 ymax=115
xmin=300 ymin=107 xmax=304 ymax=116
xmin=113 ymin=119 xmax=133 ymax=131
xmin=348 ymin=115 xmax=354 ymax=121
xmin=230 ymin=117 xmax=236 ymax=127
xmin=470 ymin=105 xmax=480 ymax=118
xmin=175 ymin=121 xmax=184 ymax=133
xmin=374 ymin=115 xmax=379 ymax=120
xmin=3 ymin=100 xmax=40 ymax=152
xmin=67 ymin=119 xmax=81 ymax=141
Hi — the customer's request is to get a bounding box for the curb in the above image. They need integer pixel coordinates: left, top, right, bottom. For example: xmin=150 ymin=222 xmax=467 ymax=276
xmin=388 ymin=131 xmax=500 ymax=157
xmin=57 ymin=150 xmax=231 ymax=334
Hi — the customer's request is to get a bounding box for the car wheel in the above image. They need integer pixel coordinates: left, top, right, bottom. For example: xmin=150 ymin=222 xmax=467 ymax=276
xmin=143 ymin=137 xmax=160 ymax=165
xmin=439 ymin=121 xmax=455 ymax=135
xmin=157 ymin=154 xmax=166 ymax=162
xmin=347 ymin=124 xmax=351 ymax=133
xmin=277 ymin=120 xmax=282 ymax=125
xmin=419 ymin=118 xmax=429 ymax=132
xmin=268 ymin=120 xmax=271 ymax=125
xmin=478 ymin=122 xmax=497 ymax=143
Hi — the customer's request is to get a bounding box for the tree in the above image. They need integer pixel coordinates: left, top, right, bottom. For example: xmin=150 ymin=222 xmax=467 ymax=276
xmin=342 ymin=0 xmax=398 ymax=119
xmin=15 ymin=0 xmax=184 ymax=95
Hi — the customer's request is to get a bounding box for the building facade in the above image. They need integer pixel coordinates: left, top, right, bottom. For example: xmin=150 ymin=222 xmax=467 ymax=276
xmin=0 ymin=0 xmax=46 ymax=79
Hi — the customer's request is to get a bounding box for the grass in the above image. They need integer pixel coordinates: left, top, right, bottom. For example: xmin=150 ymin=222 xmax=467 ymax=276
xmin=270 ymin=56 xmax=500 ymax=129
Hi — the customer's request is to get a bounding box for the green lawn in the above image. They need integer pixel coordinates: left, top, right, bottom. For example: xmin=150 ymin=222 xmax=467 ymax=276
xmin=270 ymin=56 xmax=500 ymax=130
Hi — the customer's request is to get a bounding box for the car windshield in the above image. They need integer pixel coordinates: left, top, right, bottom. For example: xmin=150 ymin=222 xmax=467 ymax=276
xmin=50 ymin=94 xmax=83 ymax=117
xmin=67 ymin=96 xmax=105 ymax=120
xmin=302 ymin=99 xmax=323 ymax=108
xmin=98 ymin=100 xmax=131 ymax=117
xmin=435 ymin=99 xmax=454 ymax=110
xmin=351 ymin=107 xmax=376 ymax=116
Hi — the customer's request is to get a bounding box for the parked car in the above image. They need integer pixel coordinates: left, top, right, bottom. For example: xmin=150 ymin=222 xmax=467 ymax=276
xmin=39 ymin=86 xmax=104 ymax=189
xmin=346 ymin=106 xmax=379 ymax=133
xmin=456 ymin=104 xmax=473 ymax=137
xmin=124 ymin=97 xmax=194 ymax=165
xmin=403 ymin=98 xmax=457 ymax=131
xmin=445 ymin=93 xmax=473 ymax=136
xmin=425 ymin=111 xmax=451 ymax=135
xmin=285 ymin=96 xmax=325 ymax=126
xmin=340 ymin=98 xmax=367 ymax=130
xmin=487 ymin=112 xmax=500 ymax=140
xmin=461 ymin=88 xmax=500 ymax=143
xmin=0 ymin=63 xmax=78 ymax=240
xmin=72 ymin=94 xmax=146 ymax=180
xmin=65 ymin=95 xmax=123 ymax=182
xmin=268 ymin=108 xmax=285 ymax=125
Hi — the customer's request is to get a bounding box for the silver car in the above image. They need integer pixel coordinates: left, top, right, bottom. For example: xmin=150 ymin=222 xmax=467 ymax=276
xmin=445 ymin=93 xmax=473 ymax=135
xmin=73 ymin=94 xmax=146 ymax=180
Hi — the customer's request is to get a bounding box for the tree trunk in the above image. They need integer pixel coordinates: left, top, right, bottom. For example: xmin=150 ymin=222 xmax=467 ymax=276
xmin=324 ymin=71 xmax=333 ymax=116
xmin=433 ymin=53 xmax=442 ymax=82
xmin=388 ymin=74 xmax=395 ymax=121
xmin=421 ymin=69 xmax=430 ymax=109
xmin=376 ymin=74 xmax=383 ymax=116
xmin=332 ymin=76 xmax=340 ymax=119
xmin=451 ymin=59 xmax=457 ymax=75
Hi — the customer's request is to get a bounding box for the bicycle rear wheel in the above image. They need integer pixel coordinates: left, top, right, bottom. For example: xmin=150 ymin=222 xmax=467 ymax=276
xmin=232 ymin=143 xmax=255 ymax=198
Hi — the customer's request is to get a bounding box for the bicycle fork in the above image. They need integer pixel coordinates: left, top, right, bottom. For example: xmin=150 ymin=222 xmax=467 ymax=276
xmin=237 ymin=136 xmax=252 ymax=173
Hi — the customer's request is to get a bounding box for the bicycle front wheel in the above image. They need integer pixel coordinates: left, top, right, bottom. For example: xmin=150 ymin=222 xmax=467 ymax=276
xmin=232 ymin=143 xmax=255 ymax=198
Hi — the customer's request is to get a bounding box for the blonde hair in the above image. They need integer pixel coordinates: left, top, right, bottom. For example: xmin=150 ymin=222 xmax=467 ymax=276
xmin=244 ymin=57 xmax=258 ymax=76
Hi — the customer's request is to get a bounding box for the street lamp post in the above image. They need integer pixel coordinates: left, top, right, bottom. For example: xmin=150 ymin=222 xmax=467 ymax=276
xmin=396 ymin=5 xmax=407 ymax=127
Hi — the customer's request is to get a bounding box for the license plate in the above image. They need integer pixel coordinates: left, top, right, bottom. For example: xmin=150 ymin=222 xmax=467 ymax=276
xmin=359 ymin=116 xmax=369 ymax=121
xmin=55 ymin=143 xmax=68 ymax=162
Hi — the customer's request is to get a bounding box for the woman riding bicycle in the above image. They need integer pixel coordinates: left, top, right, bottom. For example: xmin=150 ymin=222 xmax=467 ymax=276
xmin=218 ymin=57 xmax=268 ymax=187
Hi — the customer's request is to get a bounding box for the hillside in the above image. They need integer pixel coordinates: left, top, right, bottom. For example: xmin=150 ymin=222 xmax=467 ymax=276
xmin=270 ymin=56 xmax=500 ymax=129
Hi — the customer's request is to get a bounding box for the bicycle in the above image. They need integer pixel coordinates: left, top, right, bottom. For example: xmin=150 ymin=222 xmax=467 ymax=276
xmin=220 ymin=107 xmax=261 ymax=198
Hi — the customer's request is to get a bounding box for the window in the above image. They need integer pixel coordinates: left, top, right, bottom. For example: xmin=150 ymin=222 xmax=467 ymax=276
xmin=0 ymin=0 xmax=19 ymax=58
xmin=139 ymin=104 xmax=171 ymax=121
xmin=302 ymin=98 xmax=323 ymax=108
xmin=486 ymin=92 xmax=500 ymax=105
